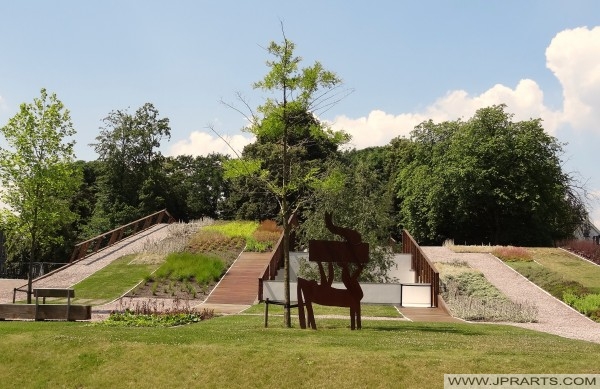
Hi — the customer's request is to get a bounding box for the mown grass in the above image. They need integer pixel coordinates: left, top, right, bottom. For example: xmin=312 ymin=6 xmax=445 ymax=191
xmin=243 ymin=302 xmax=402 ymax=318
xmin=0 ymin=316 xmax=599 ymax=388
xmin=71 ymin=255 xmax=160 ymax=305
xmin=506 ymin=248 xmax=600 ymax=321
xmin=526 ymin=248 xmax=600 ymax=291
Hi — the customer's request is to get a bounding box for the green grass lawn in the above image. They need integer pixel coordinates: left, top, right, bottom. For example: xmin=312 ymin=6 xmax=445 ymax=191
xmin=243 ymin=302 xmax=402 ymax=318
xmin=0 ymin=315 xmax=599 ymax=388
xmin=72 ymin=254 xmax=160 ymax=305
xmin=499 ymin=248 xmax=600 ymax=321
xmin=525 ymin=248 xmax=600 ymax=291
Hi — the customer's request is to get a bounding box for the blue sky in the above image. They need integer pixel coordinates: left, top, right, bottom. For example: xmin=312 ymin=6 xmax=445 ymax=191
xmin=1 ymin=1 xmax=599 ymax=226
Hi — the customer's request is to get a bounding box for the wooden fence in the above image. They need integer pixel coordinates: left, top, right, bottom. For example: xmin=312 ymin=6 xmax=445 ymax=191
xmin=401 ymin=229 xmax=440 ymax=307
xmin=69 ymin=209 xmax=175 ymax=263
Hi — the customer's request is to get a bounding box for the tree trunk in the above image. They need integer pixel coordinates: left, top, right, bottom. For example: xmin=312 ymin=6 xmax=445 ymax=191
xmin=283 ymin=214 xmax=291 ymax=327
xmin=26 ymin=236 xmax=36 ymax=304
xmin=26 ymin=259 xmax=33 ymax=304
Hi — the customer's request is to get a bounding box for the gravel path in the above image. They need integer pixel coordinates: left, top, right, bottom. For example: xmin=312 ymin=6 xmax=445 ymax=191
xmin=0 ymin=224 xmax=172 ymax=304
xmin=423 ymin=246 xmax=600 ymax=344
xmin=4 ymin=233 xmax=600 ymax=344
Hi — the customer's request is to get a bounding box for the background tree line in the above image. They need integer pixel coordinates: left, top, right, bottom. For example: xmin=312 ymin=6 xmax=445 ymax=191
xmin=0 ymin=85 xmax=587 ymax=269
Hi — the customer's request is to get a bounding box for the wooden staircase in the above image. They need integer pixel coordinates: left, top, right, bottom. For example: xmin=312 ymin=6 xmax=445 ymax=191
xmin=204 ymin=252 xmax=273 ymax=305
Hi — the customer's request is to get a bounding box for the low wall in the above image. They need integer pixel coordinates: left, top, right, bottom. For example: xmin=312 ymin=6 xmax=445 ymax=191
xmin=0 ymin=304 xmax=92 ymax=321
xmin=262 ymin=280 xmax=433 ymax=307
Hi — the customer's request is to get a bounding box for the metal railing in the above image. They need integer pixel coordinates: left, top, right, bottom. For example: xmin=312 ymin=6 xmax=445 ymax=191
xmin=69 ymin=209 xmax=175 ymax=263
xmin=1 ymin=261 xmax=68 ymax=280
xmin=402 ymin=229 xmax=440 ymax=307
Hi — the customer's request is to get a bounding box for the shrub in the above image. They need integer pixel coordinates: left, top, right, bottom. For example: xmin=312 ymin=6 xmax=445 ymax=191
xmin=561 ymin=240 xmax=600 ymax=264
xmin=244 ymin=220 xmax=281 ymax=252
xmin=257 ymin=219 xmax=281 ymax=233
xmin=492 ymin=246 xmax=533 ymax=262
xmin=563 ymin=292 xmax=600 ymax=320
xmin=247 ymin=230 xmax=281 ymax=252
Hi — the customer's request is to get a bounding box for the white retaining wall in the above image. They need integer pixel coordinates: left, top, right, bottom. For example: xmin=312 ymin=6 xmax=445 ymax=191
xmin=264 ymin=252 xmax=432 ymax=307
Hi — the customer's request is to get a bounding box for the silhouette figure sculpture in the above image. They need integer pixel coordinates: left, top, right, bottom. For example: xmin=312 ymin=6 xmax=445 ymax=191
xmin=297 ymin=212 xmax=369 ymax=330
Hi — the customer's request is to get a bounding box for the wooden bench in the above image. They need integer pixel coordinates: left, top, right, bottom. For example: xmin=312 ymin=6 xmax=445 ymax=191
xmin=263 ymin=298 xmax=298 ymax=328
xmin=34 ymin=288 xmax=74 ymax=321
xmin=0 ymin=288 xmax=91 ymax=321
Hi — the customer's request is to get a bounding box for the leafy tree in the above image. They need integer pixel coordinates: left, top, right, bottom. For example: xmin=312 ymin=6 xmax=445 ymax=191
xmin=223 ymin=105 xmax=342 ymax=221
xmin=299 ymin=157 xmax=397 ymax=282
xmin=398 ymin=105 xmax=586 ymax=245
xmin=90 ymin=103 xmax=171 ymax=231
xmin=224 ymin=34 xmax=349 ymax=326
xmin=163 ymin=154 xmax=228 ymax=221
xmin=218 ymin=175 xmax=279 ymax=221
xmin=0 ymin=89 xmax=82 ymax=302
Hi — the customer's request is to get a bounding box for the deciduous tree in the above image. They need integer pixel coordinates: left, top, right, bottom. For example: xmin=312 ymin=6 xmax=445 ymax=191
xmin=0 ymin=89 xmax=81 ymax=302
xmin=90 ymin=103 xmax=170 ymax=230
xmin=223 ymin=33 xmax=349 ymax=326
xmin=398 ymin=105 xmax=586 ymax=245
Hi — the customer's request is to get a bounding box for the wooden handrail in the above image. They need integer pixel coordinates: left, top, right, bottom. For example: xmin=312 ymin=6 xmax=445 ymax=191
xmin=69 ymin=209 xmax=176 ymax=263
xmin=257 ymin=213 xmax=298 ymax=301
xmin=402 ymin=229 xmax=440 ymax=307
xmin=258 ymin=228 xmax=284 ymax=301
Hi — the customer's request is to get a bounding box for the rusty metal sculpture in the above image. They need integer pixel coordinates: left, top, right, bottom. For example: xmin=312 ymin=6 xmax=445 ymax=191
xmin=297 ymin=212 xmax=369 ymax=330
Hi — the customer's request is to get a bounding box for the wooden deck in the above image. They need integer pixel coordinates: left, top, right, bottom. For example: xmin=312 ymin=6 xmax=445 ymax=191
xmin=205 ymin=252 xmax=273 ymax=305
xmin=398 ymin=306 xmax=461 ymax=323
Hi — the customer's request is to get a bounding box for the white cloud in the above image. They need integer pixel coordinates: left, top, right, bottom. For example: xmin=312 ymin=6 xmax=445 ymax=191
xmin=546 ymin=26 xmax=600 ymax=132
xmin=330 ymin=26 xmax=600 ymax=150
xmin=168 ymin=130 xmax=254 ymax=157
xmin=331 ymin=79 xmax=561 ymax=149
xmin=330 ymin=110 xmax=427 ymax=149
xmin=171 ymin=26 xmax=599 ymax=166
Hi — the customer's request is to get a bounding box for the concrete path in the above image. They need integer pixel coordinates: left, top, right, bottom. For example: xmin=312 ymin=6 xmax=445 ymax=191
xmin=423 ymin=246 xmax=600 ymax=344
xmin=0 ymin=224 xmax=172 ymax=304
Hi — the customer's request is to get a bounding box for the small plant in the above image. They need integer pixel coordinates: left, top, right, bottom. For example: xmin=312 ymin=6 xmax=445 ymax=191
xmin=98 ymin=298 xmax=215 ymax=327
xmin=245 ymin=236 xmax=270 ymax=252
xmin=492 ymin=246 xmax=533 ymax=262
xmin=243 ymin=220 xmax=282 ymax=252
xmin=563 ymin=292 xmax=600 ymax=321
